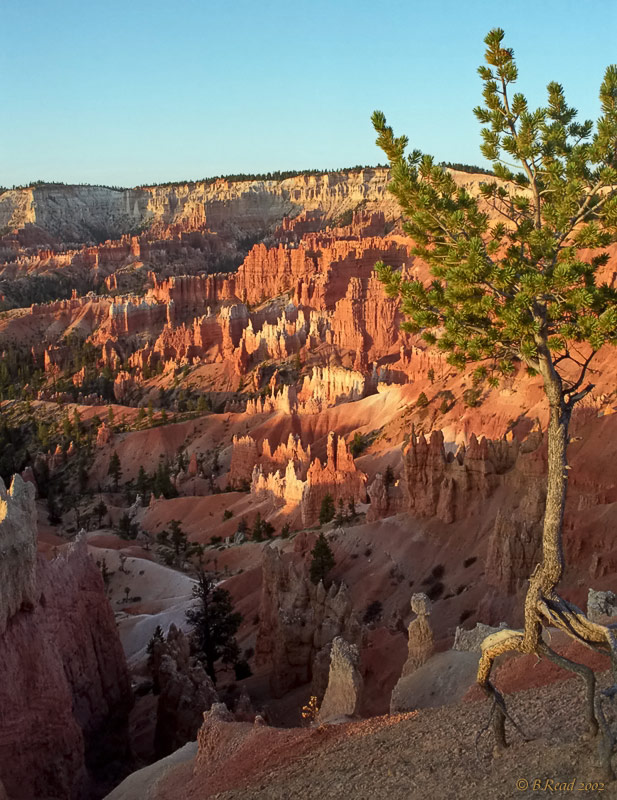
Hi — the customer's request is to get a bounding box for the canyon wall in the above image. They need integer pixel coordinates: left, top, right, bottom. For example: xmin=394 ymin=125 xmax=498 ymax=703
xmin=0 ymin=476 xmax=132 ymax=800
xmin=0 ymin=170 xmax=396 ymax=244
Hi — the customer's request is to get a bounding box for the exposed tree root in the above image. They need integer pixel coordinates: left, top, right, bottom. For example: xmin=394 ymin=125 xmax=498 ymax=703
xmin=476 ymin=592 xmax=617 ymax=779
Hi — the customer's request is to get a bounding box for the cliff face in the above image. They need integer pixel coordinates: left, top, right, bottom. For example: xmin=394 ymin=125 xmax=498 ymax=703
xmin=0 ymin=476 xmax=37 ymax=634
xmin=0 ymin=170 xmax=396 ymax=244
xmin=0 ymin=476 xmax=132 ymax=800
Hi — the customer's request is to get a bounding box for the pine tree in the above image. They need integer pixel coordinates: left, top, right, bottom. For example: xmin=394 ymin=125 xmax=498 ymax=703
xmin=415 ymin=392 xmax=429 ymax=408
xmin=94 ymin=498 xmax=107 ymax=527
xmin=334 ymin=498 xmax=346 ymax=527
xmin=185 ymin=572 xmax=242 ymax=684
xmin=309 ymin=532 xmax=335 ymax=586
xmin=319 ymin=493 xmax=335 ymax=525
xmin=373 ymin=29 xmax=617 ymax=770
xmin=108 ymin=450 xmax=122 ymax=490
xmin=251 ymin=512 xmax=264 ymax=542
xmin=135 ymin=465 xmax=149 ymax=498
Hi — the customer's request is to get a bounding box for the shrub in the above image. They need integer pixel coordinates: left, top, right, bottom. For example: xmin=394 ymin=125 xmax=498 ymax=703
xmin=363 ymin=600 xmax=383 ymax=625
xmin=416 ymin=392 xmax=429 ymax=408
xmin=463 ymin=388 xmax=482 ymax=408
xmin=349 ymin=432 xmax=367 ymax=457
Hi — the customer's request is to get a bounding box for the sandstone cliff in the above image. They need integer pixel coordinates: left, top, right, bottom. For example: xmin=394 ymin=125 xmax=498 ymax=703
xmin=0 ymin=477 xmax=132 ymax=800
xmin=0 ymin=170 xmax=397 ymax=244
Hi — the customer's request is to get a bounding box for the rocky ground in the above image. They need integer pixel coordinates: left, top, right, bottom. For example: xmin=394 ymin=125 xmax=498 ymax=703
xmin=106 ymin=675 xmax=616 ymax=800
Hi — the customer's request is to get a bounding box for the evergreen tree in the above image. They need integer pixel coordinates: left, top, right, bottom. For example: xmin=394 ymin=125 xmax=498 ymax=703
xmin=156 ymin=519 xmax=199 ymax=566
xmin=384 ymin=464 xmax=395 ymax=490
xmin=118 ymin=512 xmax=133 ymax=539
xmin=334 ymin=498 xmax=346 ymax=527
xmin=146 ymin=624 xmax=165 ymax=678
xmin=319 ymin=493 xmax=335 ymax=525
xmin=373 ymin=29 xmax=617 ymax=766
xmin=47 ymin=492 xmax=62 ymax=525
xmin=251 ymin=512 xmax=264 ymax=542
xmin=185 ymin=572 xmax=242 ymax=684
xmin=309 ymin=532 xmax=335 ymax=586
xmin=153 ymin=459 xmax=177 ymax=498
xmin=108 ymin=450 xmax=122 ymax=490
xmin=416 ymin=391 xmax=429 ymax=408
xmin=94 ymin=498 xmax=107 ymax=527
xmin=135 ymin=465 xmax=149 ymax=498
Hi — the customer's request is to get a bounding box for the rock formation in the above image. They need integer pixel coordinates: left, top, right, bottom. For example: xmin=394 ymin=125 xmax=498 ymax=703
xmin=402 ymin=429 xmax=519 ymax=523
xmin=300 ymin=433 xmax=367 ymax=527
xmin=0 ymin=475 xmax=37 ymax=634
xmin=399 ymin=593 xmax=434 ymax=676
xmin=246 ymin=432 xmax=367 ymax=526
xmin=0 ymin=476 xmax=132 ymax=800
xmin=452 ymin=621 xmax=509 ymax=652
xmin=318 ymin=637 xmax=363 ymax=723
xmin=255 ymin=544 xmax=362 ymax=698
xmin=587 ymin=589 xmax=617 ymax=623
xmin=149 ymin=624 xmax=218 ymax=758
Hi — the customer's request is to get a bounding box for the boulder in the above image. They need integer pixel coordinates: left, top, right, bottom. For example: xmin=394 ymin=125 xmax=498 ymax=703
xmin=453 ymin=621 xmax=509 ymax=652
xmin=587 ymin=589 xmax=617 ymax=623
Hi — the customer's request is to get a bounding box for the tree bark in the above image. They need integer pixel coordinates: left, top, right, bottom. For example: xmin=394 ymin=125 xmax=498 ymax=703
xmin=538 ymin=397 xmax=571 ymax=593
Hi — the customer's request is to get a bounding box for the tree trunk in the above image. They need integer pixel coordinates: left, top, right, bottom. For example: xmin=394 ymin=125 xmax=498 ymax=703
xmin=539 ymin=397 xmax=571 ymax=593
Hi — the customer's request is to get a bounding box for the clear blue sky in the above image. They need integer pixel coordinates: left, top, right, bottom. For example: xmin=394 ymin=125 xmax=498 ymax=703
xmin=2 ymin=0 xmax=616 ymax=187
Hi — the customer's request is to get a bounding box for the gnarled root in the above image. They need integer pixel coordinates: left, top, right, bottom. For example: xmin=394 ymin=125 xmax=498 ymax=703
xmin=477 ymin=629 xmax=526 ymax=752
xmin=476 ymin=593 xmax=617 ymax=779
xmin=538 ymin=642 xmax=598 ymax=738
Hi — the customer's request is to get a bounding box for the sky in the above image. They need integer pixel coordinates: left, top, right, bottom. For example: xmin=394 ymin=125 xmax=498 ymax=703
xmin=2 ymin=0 xmax=616 ymax=188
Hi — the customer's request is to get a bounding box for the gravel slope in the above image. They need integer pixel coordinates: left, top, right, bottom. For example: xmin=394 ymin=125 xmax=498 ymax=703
xmin=210 ymin=677 xmax=616 ymax=800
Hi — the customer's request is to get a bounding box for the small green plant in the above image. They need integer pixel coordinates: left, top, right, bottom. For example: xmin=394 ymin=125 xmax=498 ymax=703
xmin=349 ymin=432 xmax=367 ymax=457
xmin=416 ymin=391 xmax=429 ymax=408
xmin=463 ymin=388 xmax=482 ymax=408
xmin=223 ymin=509 xmax=233 ymax=521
